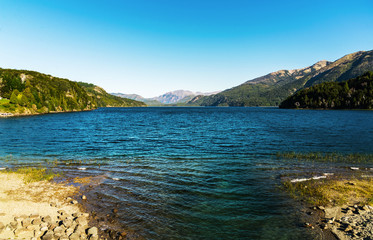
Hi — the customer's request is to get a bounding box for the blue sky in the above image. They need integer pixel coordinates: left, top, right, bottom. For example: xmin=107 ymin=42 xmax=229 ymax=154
xmin=0 ymin=0 xmax=372 ymax=97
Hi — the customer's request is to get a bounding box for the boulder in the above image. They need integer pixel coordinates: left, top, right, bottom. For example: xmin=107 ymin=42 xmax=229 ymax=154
xmin=87 ymin=227 xmax=98 ymax=236
xmin=69 ymin=232 xmax=80 ymax=240
xmin=32 ymin=218 xmax=42 ymax=225
xmin=42 ymin=215 xmax=52 ymax=223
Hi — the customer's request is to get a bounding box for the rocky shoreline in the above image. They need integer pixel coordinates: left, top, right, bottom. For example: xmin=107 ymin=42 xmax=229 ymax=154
xmin=0 ymin=172 xmax=127 ymax=240
xmin=300 ymin=202 xmax=373 ymax=239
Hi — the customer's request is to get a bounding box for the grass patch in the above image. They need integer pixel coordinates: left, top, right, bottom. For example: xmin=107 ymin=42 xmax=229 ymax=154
xmin=7 ymin=167 xmax=60 ymax=183
xmin=282 ymin=178 xmax=373 ymax=206
xmin=276 ymin=152 xmax=373 ymax=163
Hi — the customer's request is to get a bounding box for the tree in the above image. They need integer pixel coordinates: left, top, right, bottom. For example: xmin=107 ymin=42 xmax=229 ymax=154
xmin=9 ymin=90 xmax=19 ymax=104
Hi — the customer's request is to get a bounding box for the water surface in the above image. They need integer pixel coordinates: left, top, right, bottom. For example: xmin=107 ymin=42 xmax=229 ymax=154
xmin=1 ymin=107 xmax=372 ymax=239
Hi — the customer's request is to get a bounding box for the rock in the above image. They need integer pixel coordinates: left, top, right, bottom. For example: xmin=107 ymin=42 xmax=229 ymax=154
xmin=328 ymin=217 xmax=336 ymax=224
xmin=57 ymin=214 xmax=67 ymax=221
xmin=41 ymin=231 xmax=55 ymax=240
xmin=34 ymin=230 xmax=43 ymax=238
xmin=69 ymin=232 xmax=80 ymax=240
xmin=49 ymin=222 xmax=58 ymax=230
xmin=82 ymin=195 xmax=87 ymax=200
xmin=57 ymin=210 xmax=67 ymax=216
xmin=62 ymin=218 xmax=73 ymax=228
xmin=320 ymin=223 xmax=328 ymax=229
xmin=42 ymin=215 xmax=52 ymax=223
xmin=89 ymin=234 xmax=99 ymax=240
xmin=304 ymin=222 xmax=314 ymax=229
xmin=75 ymin=216 xmax=88 ymax=226
xmin=112 ymin=208 xmax=118 ymax=214
xmin=53 ymin=226 xmax=64 ymax=234
xmin=21 ymin=218 xmax=31 ymax=227
xmin=40 ymin=226 xmax=49 ymax=232
xmin=0 ymin=221 xmax=4 ymax=232
xmin=10 ymin=220 xmax=18 ymax=229
xmin=82 ymin=213 xmax=90 ymax=218
xmin=65 ymin=227 xmax=74 ymax=236
xmin=318 ymin=206 xmax=325 ymax=210
xmin=363 ymin=205 xmax=370 ymax=211
xmin=87 ymin=227 xmax=98 ymax=236
xmin=32 ymin=218 xmax=42 ymax=225
xmin=71 ymin=200 xmax=78 ymax=205
xmin=59 ymin=235 xmax=69 ymax=240
xmin=72 ymin=212 xmax=81 ymax=218
xmin=26 ymin=225 xmax=36 ymax=231
xmin=345 ymin=225 xmax=353 ymax=232
xmin=30 ymin=213 xmax=39 ymax=218
xmin=14 ymin=227 xmax=27 ymax=235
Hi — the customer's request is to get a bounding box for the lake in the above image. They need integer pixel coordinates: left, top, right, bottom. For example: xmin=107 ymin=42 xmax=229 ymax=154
xmin=1 ymin=107 xmax=373 ymax=239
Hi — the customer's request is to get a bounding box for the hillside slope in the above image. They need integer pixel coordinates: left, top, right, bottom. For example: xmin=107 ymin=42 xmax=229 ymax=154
xmin=0 ymin=68 xmax=145 ymax=116
xmin=78 ymin=83 xmax=146 ymax=107
xmin=279 ymin=71 xmax=373 ymax=109
xmin=189 ymin=50 xmax=373 ymax=106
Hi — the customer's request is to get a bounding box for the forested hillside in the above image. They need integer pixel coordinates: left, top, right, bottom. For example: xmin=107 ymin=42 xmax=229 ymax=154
xmin=279 ymin=72 xmax=373 ymax=109
xmin=188 ymin=50 xmax=373 ymax=106
xmin=0 ymin=68 xmax=145 ymax=115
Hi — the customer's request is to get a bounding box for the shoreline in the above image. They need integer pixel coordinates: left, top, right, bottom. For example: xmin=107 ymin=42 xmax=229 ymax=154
xmin=284 ymin=176 xmax=373 ymax=240
xmin=0 ymin=170 xmax=126 ymax=240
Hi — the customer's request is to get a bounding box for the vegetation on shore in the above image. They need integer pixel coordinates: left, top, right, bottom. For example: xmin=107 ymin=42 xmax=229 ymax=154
xmin=0 ymin=68 xmax=145 ymax=115
xmin=282 ymin=178 xmax=373 ymax=206
xmin=6 ymin=167 xmax=60 ymax=183
xmin=279 ymin=151 xmax=373 ymax=206
xmin=276 ymin=151 xmax=373 ymax=163
xmin=279 ymin=71 xmax=373 ymax=109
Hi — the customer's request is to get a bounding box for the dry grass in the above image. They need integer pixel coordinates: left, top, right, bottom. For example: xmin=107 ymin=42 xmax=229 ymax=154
xmin=282 ymin=178 xmax=373 ymax=206
xmin=8 ymin=167 xmax=60 ymax=183
xmin=276 ymin=152 xmax=373 ymax=163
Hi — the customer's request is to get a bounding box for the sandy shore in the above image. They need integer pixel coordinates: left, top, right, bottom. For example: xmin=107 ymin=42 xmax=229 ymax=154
xmin=0 ymin=172 xmax=100 ymax=240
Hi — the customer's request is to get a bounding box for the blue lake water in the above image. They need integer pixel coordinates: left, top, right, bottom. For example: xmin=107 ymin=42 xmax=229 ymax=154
xmin=0 ymin=107 xmax=373 ymax=239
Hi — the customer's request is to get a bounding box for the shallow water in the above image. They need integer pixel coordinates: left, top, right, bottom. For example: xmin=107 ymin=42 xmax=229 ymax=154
xmin=0 ymin=107 xmax=373 ymax=239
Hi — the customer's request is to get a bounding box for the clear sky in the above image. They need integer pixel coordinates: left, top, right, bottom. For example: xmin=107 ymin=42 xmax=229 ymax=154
xmin=0 ymin=0 xmax=372 ymax=97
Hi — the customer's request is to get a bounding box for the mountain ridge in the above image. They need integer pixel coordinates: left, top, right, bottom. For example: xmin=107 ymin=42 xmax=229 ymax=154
xmin=188 ymin=50 xmax=373 ymax=106
xmin=112 ymin=90 xmax=220 ymax=105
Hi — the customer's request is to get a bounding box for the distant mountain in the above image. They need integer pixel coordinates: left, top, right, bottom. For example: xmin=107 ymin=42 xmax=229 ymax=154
xmin=111 ymin=93 xmax=163 ymax=106
xmin=112 ymin=93 xmax=145 ymax=101
xmin=77 ymin=83 xmax=146 ymax=107
xmin=0 ymin=68 xmax=145 ymax=116
xmin=279 ymin=71 xmax=373 ymax=109
xmin=152 ymin=90 xmax=196 ymax=104
xmin=112 ymin=90 xmax=220 ymax=105
xmin=188 ymin=50 xmax=373 ymax=106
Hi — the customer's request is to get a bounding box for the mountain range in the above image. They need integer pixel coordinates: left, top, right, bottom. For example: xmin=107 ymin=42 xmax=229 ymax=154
xmin=187 ymin=50 xmax=373 ymax=106
xmin=112 ymin=90 xmax=219 ymax=106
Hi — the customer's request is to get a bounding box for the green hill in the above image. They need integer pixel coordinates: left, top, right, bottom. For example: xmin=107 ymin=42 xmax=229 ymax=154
xmin=189 ymin=50 xmax=373 ymax=106
xmin=77 ymin=82 xmax=146 ymax=107
xmin=0 ymin=68 xmax=145 ymax=116
xmin=279 ymin=71 xmax=373 ymax=109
